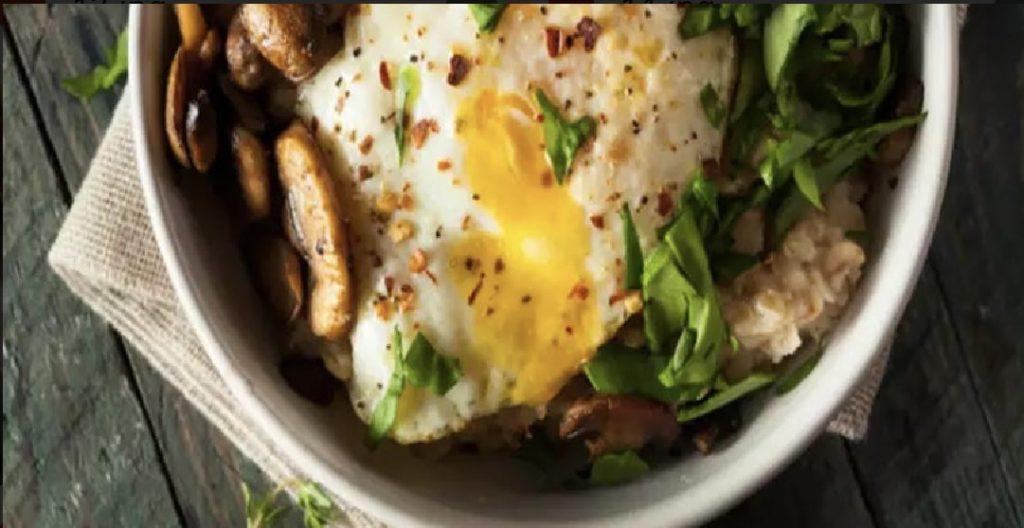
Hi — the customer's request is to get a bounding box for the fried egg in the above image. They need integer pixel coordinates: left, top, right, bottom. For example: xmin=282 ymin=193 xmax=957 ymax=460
xmin=297 ymin=4 xmax=736 ymax=443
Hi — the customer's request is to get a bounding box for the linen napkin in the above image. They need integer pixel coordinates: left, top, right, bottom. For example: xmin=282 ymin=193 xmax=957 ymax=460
xmin=49 ymin=6 xmax=965 ymax=523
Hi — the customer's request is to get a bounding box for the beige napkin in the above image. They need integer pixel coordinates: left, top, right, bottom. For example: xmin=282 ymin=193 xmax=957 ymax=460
xmin=50 ymin=4 xmax=969 ymax=519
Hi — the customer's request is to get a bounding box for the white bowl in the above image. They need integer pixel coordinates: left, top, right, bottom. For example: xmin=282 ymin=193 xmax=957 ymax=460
xmin=129 ymin=6 xmax=958 ymax=527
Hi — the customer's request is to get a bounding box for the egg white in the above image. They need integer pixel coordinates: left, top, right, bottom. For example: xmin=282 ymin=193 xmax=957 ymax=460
xmin=297 ymin=4 xmax=735 ymax=443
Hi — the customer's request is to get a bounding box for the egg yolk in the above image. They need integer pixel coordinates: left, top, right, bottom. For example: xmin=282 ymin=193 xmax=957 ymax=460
xmin=449 ymin=90 xmax=599 ymax=405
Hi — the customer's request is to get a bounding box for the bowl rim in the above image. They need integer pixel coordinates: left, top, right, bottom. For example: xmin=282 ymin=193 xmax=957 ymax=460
xmin=128 ymin=5 xmax=959 ymax=526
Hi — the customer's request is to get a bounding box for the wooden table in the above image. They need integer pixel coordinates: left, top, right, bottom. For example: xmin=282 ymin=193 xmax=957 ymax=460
xmin=3 ymin=5 xmax=1021 ymax=527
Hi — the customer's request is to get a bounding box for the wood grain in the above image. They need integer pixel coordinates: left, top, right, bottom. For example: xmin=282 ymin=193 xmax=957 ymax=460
xmin=2 ymin=24 xmax=180 ymax=528
xmin=927 ymin=5 xmax=1024 ymax=521
xmin=128 ymin=349 xmax=305 ymax=528
xmin=5 ymin=4 xmax=127 ymax=192
xmin=3 ymin=5 xmax=289 ymax=526
xmin=712 ymin=437 xmax=874 ymax=528
xmin=846 ymin=267 xmax=1020 ymax=528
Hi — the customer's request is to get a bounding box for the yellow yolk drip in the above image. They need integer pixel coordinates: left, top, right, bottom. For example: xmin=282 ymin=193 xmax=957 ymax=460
xmin=450 ymin=90 xmax=599 ymax=406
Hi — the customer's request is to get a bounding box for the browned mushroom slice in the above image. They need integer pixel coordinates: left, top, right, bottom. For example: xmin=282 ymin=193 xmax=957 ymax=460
xmin=231 ymin=124 xmax=271 ymax=222
xmin=282 ymin=199 xmax=308 ymax=260
xmin=265 ymin=78 xmax=298 ymax=126
xmin=238 ymin=4 xmax=326 ymax=83
xmin=174 ymin=4 xmax=208 ymax=54
xmin=245 ymin=233 xmax=304 ymax=323
xmin=165 ymin=47 xmax=191 ymax=169
xmin=197 ymin=27 xmax=221 ymax=74
xmin=185 ymin=89 xmax=218 ymax=173
xmin=218 ymin=76 xmax=267 ymax=134
xmin=558 ymin=394 xmax=679 ymax=458
xmin=275 ymin=121 xmax=353 ymax=340
xmin=226 ymin=12 xmax=271 ymax=91
xmin=876 ymin=77 xmax=925 ymax=166
xmin=204 ymin=4 xmax=238 ymax=31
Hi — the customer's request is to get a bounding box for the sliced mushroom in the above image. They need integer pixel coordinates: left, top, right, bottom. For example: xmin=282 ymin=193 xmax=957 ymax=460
xmin=275 ymin=121 xmax=353 ymax=340
xmin=231 ymin=124 xmax=271 ymax=222
xmin=245 ymin=233 xmax=304 ymax=323
xmin=877 ymin=77 xmax=925 ymax=166
xmin=282 ymin=199 xmax=308 ymax=260
xmin=203 ymin=4 xmax=238 ymax=31
xmin=165 ymin=47 xmax=191 ymax=169
xmin=226 ymin=12 xmax=271 ymax=91
xmin=265 ymin=78 xmax=298 ymax=126
xmin=197 ymin=27 xmax=221 ymax=73
xmin=185 ymin=89 xmax=218 ymax=173
xmin=558 ymin=394 xmax=679 ymax=458
xmin=174 ymin=4 xmax=208 ymax=54
xmin=238 ymin=4 xmax=326 ymax=83
xmin=218 ymin=76 xmax=268 ymax=134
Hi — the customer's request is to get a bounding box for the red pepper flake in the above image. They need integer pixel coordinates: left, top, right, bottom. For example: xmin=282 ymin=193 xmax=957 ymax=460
xmin=424 ymin=268 xmax=439 ymax=285
xmin=384 ymin=276 xmax=395 ymax=295
xmin=359 ymin=135 xmax=374 ymax=155
xmin=568 ymin=282 xmax=590 ymax=301
xmin=447 ymin=54 xmax=471 ymax=86
xmin=409 ymin=119 xmax=439 ymax=149
xmin=437 ymin=159 xmax=452 ymax=171
xmin=521 ymin=295 xmax=532 ymax=304
xmin=606 ymin=192 xmax=622 ymax=203
xmin=656 ymin=190 xmax=674 ymax=217
xmin=545 ymin=27 xmax=561 ymax=58
xmin=589 ymin=214 xmax=605 ymax=229
xmin=702 ymin=158 xmax=722 ymax=180
xmin=608 ymin=289 xmax=628 ymax=306
xmin=468 ymin=273 xmax=486 ymax=306
xmin=376 ymin=62 xmax=391 ymax=90
xmin=358 ymin=165 xmax=374 ymax=181
xmin=486 ymin=307 xmax=495 ymax=316
xmin=564 ymin=325 xmax=574 ymax=335
xmin=494 ymin=258 xmax=505 ymax=274
xmin=576 ymin=17 xmax=601 ymax=52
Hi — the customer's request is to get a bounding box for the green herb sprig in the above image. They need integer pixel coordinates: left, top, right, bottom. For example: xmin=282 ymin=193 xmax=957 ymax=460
xmin=61 ymin=28 xmax=128 ymax=102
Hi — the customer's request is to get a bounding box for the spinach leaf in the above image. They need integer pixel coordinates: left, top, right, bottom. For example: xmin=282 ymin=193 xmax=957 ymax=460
xmin=826 ymin=12 xmax=895 ymax=113
xmin=535 ymin=89 xmax=597 ymax=185
xmin=711 ymin=251 xmax=760 ymax=283
xmin=731 ymin=39 xmax=767 ymax=123
xmin=774 ymin=346 xmax=823 ymax=395
xmin=792 ymin=157 xmax=823 ymax=209
xmin=642 ymin=245 xmax=696 ymax=353
xmin=583 ymin=343 xmax=687 ymax=404
xmin=394 ymin=66 xmax=421 ymax=165
xmin=678 ymin=5 xmax=724 ymax=39
xmin=620 ymin=203 xmax=644 ymax=290
xmin=404 ymin=333 xmax=462 ymax=395
xmin=62 ymin=28 xmax=128 ymax=102
xmin=368 ymin=329 xmax=461 ymax=446
xmin=771 ymin=113 xmax=924 ymax=242
xmin=590 ymin=451 xmax=650 ymax=486
xmin=757 ymin=130 xmax=817 ymax=188
xmin=677 ymin=372 xmax=776 ymax=423
xmin=469 ymin=4 xmax=507 ymax=34
xmin=700 ymin=83 xmax=727 ymax=128
xmin=367 ymin=328 xmax=407 ymax=446
xmin=763 ymin=4 xmax=818 ymax=91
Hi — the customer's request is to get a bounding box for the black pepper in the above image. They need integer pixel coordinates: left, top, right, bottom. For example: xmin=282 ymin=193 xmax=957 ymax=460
xmin=353 ymin=47 xmax=362 ymax=58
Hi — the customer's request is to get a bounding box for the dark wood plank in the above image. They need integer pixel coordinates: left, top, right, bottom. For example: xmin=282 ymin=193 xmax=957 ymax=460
xmin=712 ymin=437 xmax=875 ymax=528
xmin=1 ymin=24 xmax=181 ymax=528
xmin=128 ymin=352 xmax=306 ymax=528
xmin=2 ymin=5 xmax=297 ymax=525
xmin=5 ymin=4 xmax=127 ymax=192
xmin=926 ymin=5 xmax=1024 ymax=521
xmin=846 ymin=266 xmax=1020 ymax=528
